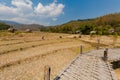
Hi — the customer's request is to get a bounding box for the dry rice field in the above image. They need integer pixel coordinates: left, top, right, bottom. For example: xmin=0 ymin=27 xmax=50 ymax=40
xmin=0 ymin=31 xmax=120 ymax=80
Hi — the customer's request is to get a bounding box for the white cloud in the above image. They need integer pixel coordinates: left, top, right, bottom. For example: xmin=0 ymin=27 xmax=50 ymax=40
xmin=0 ymin=0 xmax=65 ymax=25
xmin=11 ymin=0 xmax=33 ymax=8
xmin=52 ymin=18 xmax=57 ymax=21
xmin=11 ymin=0 xmax=33 ymax=14
xmin=34 ymin=1 xmax=64 ymax=17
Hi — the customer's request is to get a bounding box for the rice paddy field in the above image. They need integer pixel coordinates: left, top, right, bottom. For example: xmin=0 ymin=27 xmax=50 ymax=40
xmin=0 ymin=31 xmax=120 ymax=80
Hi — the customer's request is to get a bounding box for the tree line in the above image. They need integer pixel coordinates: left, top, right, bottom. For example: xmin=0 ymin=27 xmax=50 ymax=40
xmin=0 ymin=22 xmax=10 ymax=30
xmin=43 ymin=13 xmax=120 ymax=35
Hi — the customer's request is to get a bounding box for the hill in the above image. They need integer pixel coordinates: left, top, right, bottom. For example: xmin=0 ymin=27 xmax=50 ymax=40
xmin=0 ymin=22 xmax=10 ymax=30
xmin=13 ymin=24 xmax=45 ymax=31
xmin=0 ymin=20 xmax=45 ymax=31
xmin=0 ymin=20 xmax=20 ymax=25
xmin=46 ymin=13 xmax=120 ymax=35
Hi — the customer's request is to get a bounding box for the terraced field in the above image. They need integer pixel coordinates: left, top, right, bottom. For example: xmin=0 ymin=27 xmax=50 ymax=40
xmin=0 ymin=31 xmax=94 ymax=80
xmin=0 ymin=31 xmax=120 ymax=80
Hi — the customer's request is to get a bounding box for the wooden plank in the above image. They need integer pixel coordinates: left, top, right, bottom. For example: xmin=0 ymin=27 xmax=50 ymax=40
xmin=54 ymin=48 xmax=120 ymax=80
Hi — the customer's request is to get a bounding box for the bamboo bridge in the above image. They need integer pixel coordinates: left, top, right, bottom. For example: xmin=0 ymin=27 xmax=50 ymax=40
xmin=54 ymin=48 xmax=120 ymax=80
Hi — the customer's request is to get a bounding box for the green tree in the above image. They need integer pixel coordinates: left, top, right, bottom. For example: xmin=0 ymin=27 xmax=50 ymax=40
xmin=0 ymin=23 xmax=10 ymax=30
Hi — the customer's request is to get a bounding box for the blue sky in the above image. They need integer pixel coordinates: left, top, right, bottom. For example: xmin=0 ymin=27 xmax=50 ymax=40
xmin=0 ymin=0 xmax=120 ymax=26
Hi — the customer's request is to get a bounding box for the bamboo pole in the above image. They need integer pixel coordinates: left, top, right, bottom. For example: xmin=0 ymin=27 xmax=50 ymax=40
xmin=44 ymin=65 xmax=51 ymax=80
xmin=97 ymin=39 xmax=100 ymax=50
xmin=80 ymin=45 xmax=83 ymax=54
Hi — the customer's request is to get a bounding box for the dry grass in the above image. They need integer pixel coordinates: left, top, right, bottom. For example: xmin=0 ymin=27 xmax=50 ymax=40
xmin=114 ymin=69 xmax=120 ymax=80
xmin=0 ymin=31 xmax=120 ymax=80
xmin=0 ymin=45 xmax=93 ymax=80
xmin=80 ymin=35 xmax=120 ymax=48
xmin=0 ymin=31 xmax=94 ymax=80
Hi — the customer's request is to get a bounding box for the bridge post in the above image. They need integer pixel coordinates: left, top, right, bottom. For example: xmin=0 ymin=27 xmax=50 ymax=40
xmin=44 ymin=65 xmax=51 ymax=80
xmin=97 ymin=39 xmax=100 ymax=50
xmin=42 ymin=36 xmax=45 ymax=40
xmin=80 ymin=45 xmax=83 ymax=54
xmin=104 ymin=48 xmax=108 ymax=61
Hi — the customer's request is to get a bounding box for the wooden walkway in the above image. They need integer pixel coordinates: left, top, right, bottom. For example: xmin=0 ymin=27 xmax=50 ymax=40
xmin=54 ymin=48 xmax=120 ymax=80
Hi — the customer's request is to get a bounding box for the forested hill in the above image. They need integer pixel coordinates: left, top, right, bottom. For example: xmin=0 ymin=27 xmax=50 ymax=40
xmin=46 ymin=13 xmax=120 ymax=35
xmin=0 ymin=22 xmax=10 ymax=30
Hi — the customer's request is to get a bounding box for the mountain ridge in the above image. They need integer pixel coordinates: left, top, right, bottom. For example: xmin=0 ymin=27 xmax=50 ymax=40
xmin=0 ymin=20 xmax=20 ymax=25
xmin=0 ymin=20 xmax=45 ymax=31
xmin=46 ymin=13 xmax=120 ymax=34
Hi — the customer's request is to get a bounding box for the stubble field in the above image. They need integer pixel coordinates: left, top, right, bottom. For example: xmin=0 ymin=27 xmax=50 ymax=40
xmin=0 ymin=31 xmax=120 ymax=80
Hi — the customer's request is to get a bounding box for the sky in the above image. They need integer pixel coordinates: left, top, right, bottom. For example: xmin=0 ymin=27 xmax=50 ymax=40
xmin=0 ymin=0 xmax=120 ymax=26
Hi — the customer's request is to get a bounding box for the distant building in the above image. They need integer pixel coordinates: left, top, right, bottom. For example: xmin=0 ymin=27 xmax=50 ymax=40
xmin=108 ymin=28 xmax=114 ymax=34
xmin=90 ymin=31 xmax=96 ymax=34
xmin=25 ymin=29 xmax=32 ymax=33
xmin=8 ymin=28 xmax=16 ymax=33
xmin=75 ymin=30 xmax=81 ymax=34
